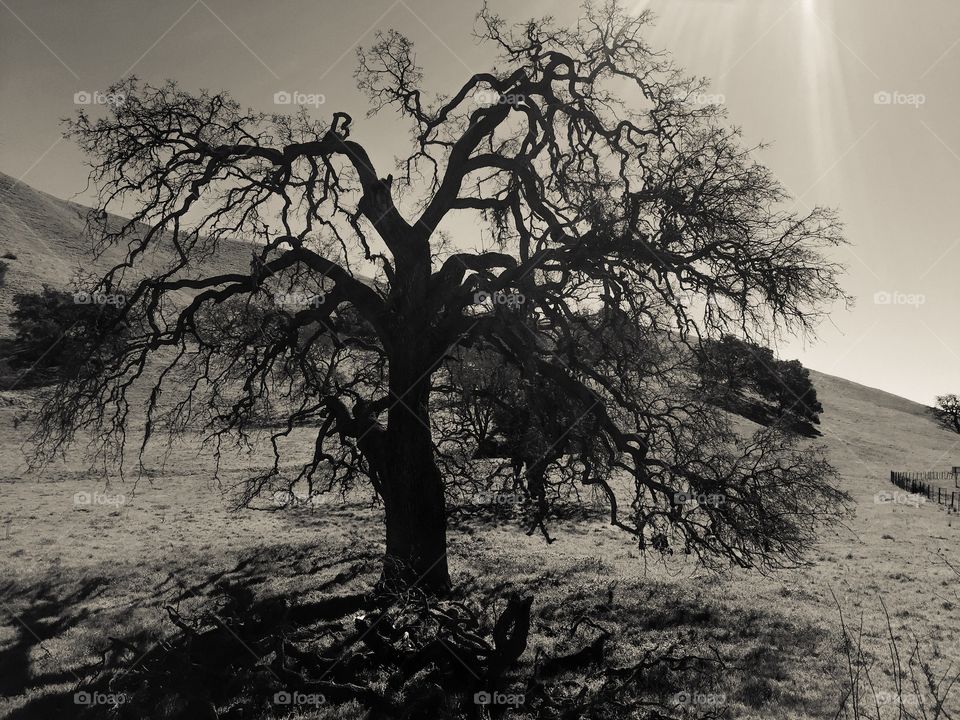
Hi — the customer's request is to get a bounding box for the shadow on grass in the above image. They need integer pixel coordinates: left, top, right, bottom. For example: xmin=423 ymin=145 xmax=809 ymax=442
xmin=2 ymin=544 xmax=842 ymax=720
xmin=0 ymin=576 xmax=108 ymax=697
xmin=0 ymin=543 xmax=378 ymax=720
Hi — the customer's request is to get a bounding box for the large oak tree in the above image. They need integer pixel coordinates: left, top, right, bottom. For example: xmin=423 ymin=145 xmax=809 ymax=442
xmin=36 ymin=2 xmax=849 ymax=593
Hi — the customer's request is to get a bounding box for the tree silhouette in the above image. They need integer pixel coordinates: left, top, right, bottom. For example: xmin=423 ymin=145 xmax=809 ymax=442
xmin=35 ymin=2 xmax=850 ymax=593
xmin=934 ymin=394 xmax=960 ymax=434
xmin=696 ymin=335 xmax=824 ymax=433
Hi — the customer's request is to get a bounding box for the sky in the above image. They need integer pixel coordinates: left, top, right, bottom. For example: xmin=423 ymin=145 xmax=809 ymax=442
xmin=1 ymin=0 xmax=958 ymax=405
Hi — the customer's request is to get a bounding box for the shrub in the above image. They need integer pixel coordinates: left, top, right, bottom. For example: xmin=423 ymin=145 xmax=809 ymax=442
xmin=8 ymin=286 xmax=128 ymax=384
xmin=697 ymin=335 xmax=823 ymax=432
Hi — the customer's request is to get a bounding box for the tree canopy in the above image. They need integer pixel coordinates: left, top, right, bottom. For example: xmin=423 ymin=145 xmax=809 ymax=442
xmin=696 ymin=334 xmax=824 ymax=434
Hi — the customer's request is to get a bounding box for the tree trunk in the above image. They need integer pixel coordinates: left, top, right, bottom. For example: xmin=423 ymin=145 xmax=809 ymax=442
xmin=378 ymin=358 xmax=451 ymax=594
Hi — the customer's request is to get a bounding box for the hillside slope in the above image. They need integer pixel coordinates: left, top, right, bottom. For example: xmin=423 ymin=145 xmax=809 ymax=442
xmin=811 ymin=368 xmax=957 ymax=494
xmin=0 ymin=171 xmax=252 ymax=331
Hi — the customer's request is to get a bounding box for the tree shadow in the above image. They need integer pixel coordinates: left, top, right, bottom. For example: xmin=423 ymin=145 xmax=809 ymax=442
xmin=0 ymin=576 xmax=109 ymax=698
xmin=2 ymin=542 xmax=842 ymax=720
xmin=1 ymin=543 xmax=380 ymax=720
xmin=714 ymin=393 xmax=822 ymax=438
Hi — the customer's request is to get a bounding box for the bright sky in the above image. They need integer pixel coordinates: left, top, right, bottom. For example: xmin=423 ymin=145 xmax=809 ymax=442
xmin=1 ymin=0 xmax=958 ymax=405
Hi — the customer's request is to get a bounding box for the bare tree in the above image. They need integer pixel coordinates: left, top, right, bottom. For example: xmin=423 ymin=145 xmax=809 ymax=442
xmin=35 ymin=1 xmax=850 ymax=593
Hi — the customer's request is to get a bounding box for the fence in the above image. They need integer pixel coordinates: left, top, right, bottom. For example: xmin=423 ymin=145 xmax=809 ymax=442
xmin=889 ymin=470 xmax=960 ymax=511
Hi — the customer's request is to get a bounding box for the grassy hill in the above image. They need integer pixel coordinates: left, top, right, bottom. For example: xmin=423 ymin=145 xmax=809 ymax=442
xmin=0 ymin=173 xmax=958 ymax=718
xmin=0 ymin=170 xmax=252 ymax=333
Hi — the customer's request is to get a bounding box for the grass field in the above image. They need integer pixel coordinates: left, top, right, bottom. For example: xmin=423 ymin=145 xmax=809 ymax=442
xmin=1 ymin=172 xmax=959 ymax=719
xmin=1 ymin=365 xmax=959 ymax=719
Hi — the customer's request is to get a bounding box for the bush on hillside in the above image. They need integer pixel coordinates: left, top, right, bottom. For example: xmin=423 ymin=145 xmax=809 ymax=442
xmin=6 ymin=286 xmax=128 ymax=387
xmin=697 ymin=335 xmax=823 ymax=434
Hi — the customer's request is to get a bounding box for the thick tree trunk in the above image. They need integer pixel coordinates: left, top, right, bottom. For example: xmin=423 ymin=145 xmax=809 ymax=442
xmin=378 ymin=358 xmax=451 ymax=594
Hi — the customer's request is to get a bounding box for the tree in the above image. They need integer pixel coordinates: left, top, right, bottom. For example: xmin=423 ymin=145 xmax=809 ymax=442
xmin=934 ymin=394 xmax=960 ymax=433
xmin=770 ymin=359 xmax=823 ymax=425
xmin=8 ymin=286 xmax=128 ymax=383
xmin=697 ymin=335 xmax=823 ymax=431
xmin=36 ymin=2 xmax=850 ymax=593
xmin=696 ymin=335 xmax=755 ymax=396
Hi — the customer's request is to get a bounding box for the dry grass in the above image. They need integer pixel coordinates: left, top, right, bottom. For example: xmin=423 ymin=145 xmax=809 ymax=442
xmin=0 ymin=364 xmax=958 ymax=718
xmin=1 ymin=174 xmax=958 ymax=717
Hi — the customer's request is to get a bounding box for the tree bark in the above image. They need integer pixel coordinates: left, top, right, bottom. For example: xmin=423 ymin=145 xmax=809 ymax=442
xmin=378 ymin=354 xmax=451 ymax=594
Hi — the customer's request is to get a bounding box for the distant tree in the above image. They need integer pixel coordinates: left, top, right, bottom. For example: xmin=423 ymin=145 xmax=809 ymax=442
xmin=769 ymin=359 xmax=823 ymax=425
xmin=8 ymin=287 xmax=128 ymax=381
xmin=934 ymin=394 xmax=960 ymax=433
xmin=37 ymin=2 xmax=849 ymax=593
xmin=696 ymin=335 xmax=755 ymax=396
xmin=697 ymin=335 xmax=823 ymax=430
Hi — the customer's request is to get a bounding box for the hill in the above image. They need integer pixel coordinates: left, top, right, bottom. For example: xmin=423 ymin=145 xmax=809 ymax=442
xmin=0 ymin=170 xmax=252 ymax=331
